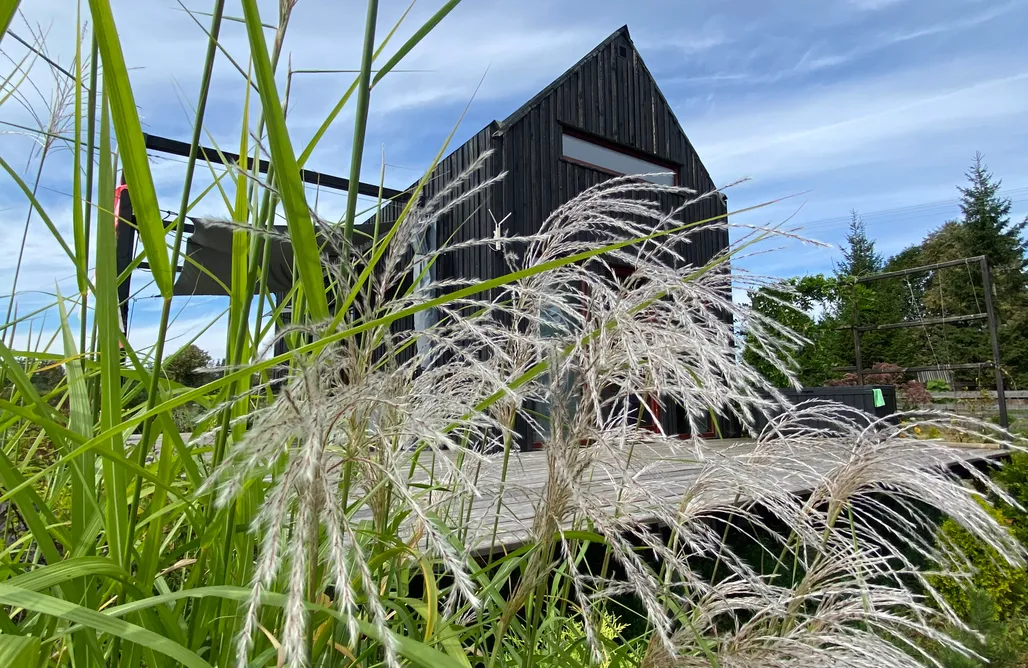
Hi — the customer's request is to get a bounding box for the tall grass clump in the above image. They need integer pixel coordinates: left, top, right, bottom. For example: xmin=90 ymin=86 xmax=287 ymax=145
xmin=0 ymin=2 xmax=1025 ymax=667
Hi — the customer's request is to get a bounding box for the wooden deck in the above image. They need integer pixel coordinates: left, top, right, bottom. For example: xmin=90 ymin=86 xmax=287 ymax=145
xmin=416 ymin=438 xmax=1009 ymax=556
xmin=129 ymin=433 xmax=1008 ymax=556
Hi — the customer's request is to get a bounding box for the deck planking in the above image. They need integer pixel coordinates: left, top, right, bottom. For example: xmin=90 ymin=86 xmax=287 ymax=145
xmin=407 ymin=438 xmax=1008 ymax=556
xmin=128 ymin=433 xmax=1007 ymax=556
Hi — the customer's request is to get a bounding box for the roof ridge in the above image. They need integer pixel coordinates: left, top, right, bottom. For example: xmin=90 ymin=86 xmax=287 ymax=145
xmin=498 ymin=25 xmax=631 ymax=129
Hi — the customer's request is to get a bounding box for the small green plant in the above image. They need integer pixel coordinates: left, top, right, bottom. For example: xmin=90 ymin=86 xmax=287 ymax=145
xmin=927 ymin=379 xmax=952 ymax=393
xmin=931 ymin=589 xmax=1028 ymax=668
xmin=932 ymin=503 xmax=1028 ymax=622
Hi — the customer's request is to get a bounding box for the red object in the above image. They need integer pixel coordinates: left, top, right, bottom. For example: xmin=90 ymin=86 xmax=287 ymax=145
xmin=113 ymin=183 xmax=128 ymax=230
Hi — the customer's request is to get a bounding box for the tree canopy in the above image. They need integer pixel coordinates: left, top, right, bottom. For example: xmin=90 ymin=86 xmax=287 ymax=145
xmin=745 ymin=154 xmax=1028 ymax=389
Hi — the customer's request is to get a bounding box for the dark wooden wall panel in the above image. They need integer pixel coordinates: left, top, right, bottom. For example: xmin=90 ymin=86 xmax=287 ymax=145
xmin=501 ymin=31 xmax=726 ymax=273
xmin=376 ymin=123 xmax=503 ymax=366
xmin=377 ymin=28 xmax=731 ymax=446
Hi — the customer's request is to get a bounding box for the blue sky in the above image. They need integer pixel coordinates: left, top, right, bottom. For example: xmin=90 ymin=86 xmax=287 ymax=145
xmin=3 ymin=0 xmax=1027 ymax=357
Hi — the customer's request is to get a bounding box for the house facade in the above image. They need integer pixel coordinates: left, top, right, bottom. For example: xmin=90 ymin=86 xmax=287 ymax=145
xmin=379 ymin=26 xmax=731 ymax=448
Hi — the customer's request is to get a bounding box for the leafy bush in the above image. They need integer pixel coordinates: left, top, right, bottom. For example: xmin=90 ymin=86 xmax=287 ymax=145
xmin=929 ymin=452 xmax=1028 ymax=666
xmin=931 ymin=589 xmax=1028 ymax=668
xmin=928 ymin=378 xmax=953 ymax=393
xmin=827 ymin=361 xmax=907 ymax=386
xmin=163 ymin=344 xmax=212 ymax=388
xmin=933 ymin=503 xmax=1028 ymax=621
xmin=899 ymin=379 xmax=933 ymax=408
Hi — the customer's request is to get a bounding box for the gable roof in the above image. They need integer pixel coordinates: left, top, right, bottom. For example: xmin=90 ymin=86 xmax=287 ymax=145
xmin=492 ymin=25 xmax=713 ymax=186
xmin=498 ymin=25 xmax=631 ymax=130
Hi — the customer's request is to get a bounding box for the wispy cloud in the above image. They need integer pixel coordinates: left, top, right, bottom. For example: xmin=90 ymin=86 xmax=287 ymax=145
xmin=4 ymin=0 xmax=1027 ymax=356
xmin=687 ymin=67 xmax=1028 ymax=183
xmin=845 ymin=0 xmax=908 ymax=11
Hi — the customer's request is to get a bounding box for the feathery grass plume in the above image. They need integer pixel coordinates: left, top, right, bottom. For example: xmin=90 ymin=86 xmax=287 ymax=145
xmin=207 ymin=153 xmax=515 ymax=667
xmin=208 ymin=155 xmax=1023 ymax=668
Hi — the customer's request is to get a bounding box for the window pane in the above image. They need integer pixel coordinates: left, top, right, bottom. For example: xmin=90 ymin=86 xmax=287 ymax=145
xmin=562 ymin=133 xmax=676 ymax=185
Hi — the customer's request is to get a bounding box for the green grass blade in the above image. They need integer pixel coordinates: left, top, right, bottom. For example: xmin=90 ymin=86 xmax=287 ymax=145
xmin=240 ymin=0 xmax=328 ymax=320
xmin=297 ymin=0 xmax=458 ymax=167
xmin=0 ymin=449 xmax=64 ymax=565
xmin=342 ymin=0 xmax=378 ymax=243
xmin=96 ymin=585 xmax=469 ymax=668
xmin=2 ymin=557 xmax=129 ymax=592
xmin=371 ymin=1 xmax=460 ymax=88
xmin=0 ymin=636 xmax=40 ymax=665
xmin=0 ymin=154 xmax=79 ymax=267
xmin=87 ymin=0 xmax=173 ymax=296
xmin=94 ymin=88 xmax=130 ymax=568
xmin=0 ymin=585 xmax=213 ymax=668
xmin=0 ymin=2 xmax=20 ymax=38
xmin=57 ymin=288 xmax=96 ymax=540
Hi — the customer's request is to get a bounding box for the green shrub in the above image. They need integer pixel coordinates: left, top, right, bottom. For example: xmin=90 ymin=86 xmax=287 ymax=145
xmin=994 ymin=452 xmax=1028 ymax=546
xmin=932 ymin=504 xmax=1028 ymax=621
xmin=927 ymin=379 xmax=952 ymax=393
xmin=932 ymin=588 xmax=1028 ymax=668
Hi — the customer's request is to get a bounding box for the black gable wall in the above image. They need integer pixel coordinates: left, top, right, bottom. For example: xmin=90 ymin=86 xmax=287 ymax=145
xmin=377 ymin=123 xmax=504 ymax=365
xmin=376 ymin=26 xmax=732 ymax=441
xmin=498 ymin=27 xmax=728 ymax=268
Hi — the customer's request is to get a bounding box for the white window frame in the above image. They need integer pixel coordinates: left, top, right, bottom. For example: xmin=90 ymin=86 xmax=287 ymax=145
xmin=561 ymin=131 xmax=677 ymax=185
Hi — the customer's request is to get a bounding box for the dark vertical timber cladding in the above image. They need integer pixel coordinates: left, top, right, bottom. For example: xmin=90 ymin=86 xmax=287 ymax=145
xmin=377 ymin=27 xmax=730 ymax=444
xmin=501 ymin=28 xmax=728 ymax=442
xmin=376 ymin=124 xmax=501 ymax=366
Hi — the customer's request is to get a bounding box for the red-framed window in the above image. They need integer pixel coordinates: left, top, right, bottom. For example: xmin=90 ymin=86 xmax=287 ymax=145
xmin=560 ymin=127 xmax=679 ymax=186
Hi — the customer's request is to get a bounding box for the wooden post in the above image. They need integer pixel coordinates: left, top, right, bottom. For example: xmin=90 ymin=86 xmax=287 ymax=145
xmin=980 ymin=257 xmax=1008 ymax=430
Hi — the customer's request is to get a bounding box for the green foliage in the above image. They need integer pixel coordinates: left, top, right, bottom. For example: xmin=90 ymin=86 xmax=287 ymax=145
xmin=162 ymin=344 xmax=212 ymax=388
xmin=929 ymin=452 xmax=1028 ymax=666
xmin=755 ymin=154 xmax=1028 ymax=391
xmin=506 ymin=608 xmax=632 ymax=667
xmin=933 ymin=504 xmax=1028 ymax=622
xmin=744 ymin=273 xmax=845 ymax=387
xmin=993 ymin=452 xmax=1028 ymax=547
xmin=927 ymin=379 xmax=952 ymax=392
xmin=932 ymin=589 xmax=1028 ymax=668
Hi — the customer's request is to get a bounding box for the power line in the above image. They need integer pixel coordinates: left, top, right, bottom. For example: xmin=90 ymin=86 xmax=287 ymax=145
xmin=794 ymin=186 xmax=1028 ymax=233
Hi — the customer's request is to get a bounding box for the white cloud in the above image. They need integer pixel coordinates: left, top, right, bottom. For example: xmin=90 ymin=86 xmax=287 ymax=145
xmin=685 ymin=65 xmax=1028 ymax=184
xmin=845 ymin=0 xmax=907 ymax=11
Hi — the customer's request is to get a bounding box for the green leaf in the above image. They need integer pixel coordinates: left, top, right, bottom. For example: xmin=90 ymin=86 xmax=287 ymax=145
xmin=57 ymin=289 xmax=97 ymax=538
xmin=94 ymin=89 xmax=130 ymax=567
xmin=0 ymin=2 xmax=20 ymax=41
xmin=87 ymin=0 xmax=173 ymax=296
xmin=239 ymin=0 xmax=328 ymax=320
xmin=98 ymin=585 xmax=469 ymax=668
xmin=2 ymin=557 xmax=129 ymax=592
xmin=0 ymin=585 xmax=212 ymax=668
xmin=0 ymin=636 xmax=40 ymax=665
xmin=342 ymin=0 xmax=379 ymax=243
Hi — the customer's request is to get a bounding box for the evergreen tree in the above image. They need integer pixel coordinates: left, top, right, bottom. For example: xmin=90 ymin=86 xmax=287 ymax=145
xmin=898 ymin=155 xmax=1028 ymax=388
xmin=835 ymin=211 xmax=898 ymax=371
xmin=836 ymin=210 xmax=883 ymax=277
xmin=955 ymin=154 xmax=1028 ymax=388
xmin=959 ymin=153 xmax=1028 ymax=279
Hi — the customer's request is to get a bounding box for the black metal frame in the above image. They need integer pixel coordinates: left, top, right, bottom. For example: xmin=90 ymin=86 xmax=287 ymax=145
xmin=844 ymin=255 xmax=1008 ymax=428
xmin=116 ymin=133 xmax=406 ymax=329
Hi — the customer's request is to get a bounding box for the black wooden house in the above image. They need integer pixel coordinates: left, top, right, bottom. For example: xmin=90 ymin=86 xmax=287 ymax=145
xmin=378 ymin=25 xmax=730 ymax=447
xmin=119 ymin=25 xmax=731 ymax=447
